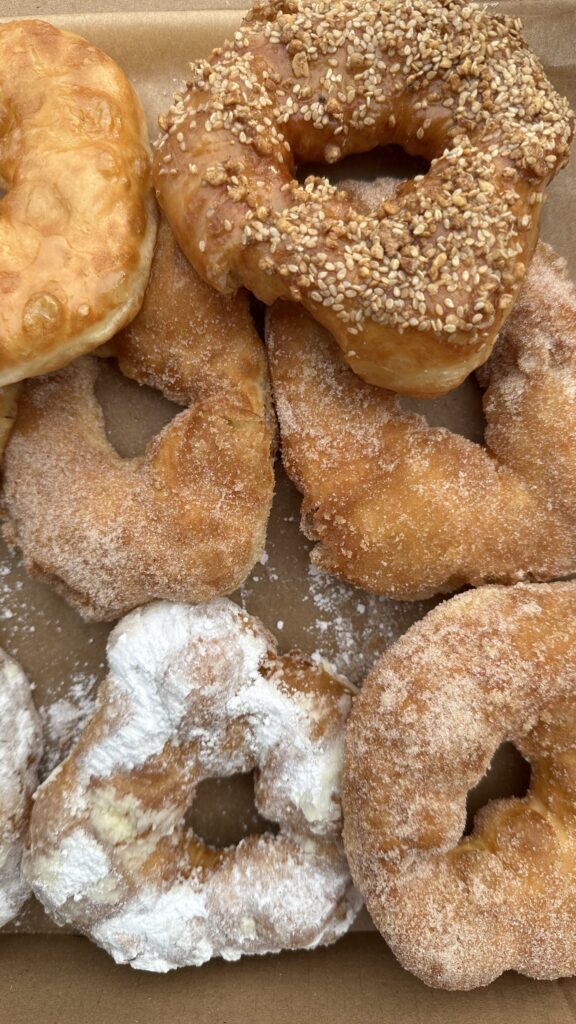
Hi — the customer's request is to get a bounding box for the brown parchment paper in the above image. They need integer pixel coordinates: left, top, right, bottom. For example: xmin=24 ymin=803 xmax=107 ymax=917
xmin=0 ymin=3 xmax=575 ymax=939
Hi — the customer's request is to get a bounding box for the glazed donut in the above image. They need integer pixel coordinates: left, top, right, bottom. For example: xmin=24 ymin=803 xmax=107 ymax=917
xmin=153 ymin=0 xmax=573 ymax=397
xmin=0 ymin=649 xmax=42 ymax=927
xmin=343 ymin=581 xmax=576 ymax=990
xmin=24 ymin=599 xmax=360 ymax=970
xmin=266 ymin=241 xmax=576 ymax=599
xmin=2 ymin=217 xmax=275 ymax=621
xmin=0 ymin=20 xmax=156 ymax=386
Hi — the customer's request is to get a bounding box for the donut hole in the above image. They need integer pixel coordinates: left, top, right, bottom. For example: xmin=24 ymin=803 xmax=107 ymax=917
xmin=297 ymin=144 xmax=429 ymax=194
xmin=185 ymin=771 xmax=279 ymax=850
xmin=248 ymin=292 xmax=266 ymax=341
xmin=400 ymin=376 xmax=486 ymax=444
xmin=94 ymin=360 xmax=181 ymax=458
xmin=464 ymin=741 xmax=531 ymax=836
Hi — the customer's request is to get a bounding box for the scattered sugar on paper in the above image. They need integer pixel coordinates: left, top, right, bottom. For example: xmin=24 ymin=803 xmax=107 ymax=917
xmin=240 ymin=546 xmax=433 ymax=685
xmin=39 ymin=677 xmax=98 ymax=773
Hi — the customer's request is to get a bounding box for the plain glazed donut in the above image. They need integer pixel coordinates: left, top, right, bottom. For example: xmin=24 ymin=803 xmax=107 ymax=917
xmin=266 ymin=241 xmax=576 ymax=599
xmin=0 ymin=649 xmax=42 ymax=927
xmin=153 ymin=0 xmax=573 ymax=397
xmin=343 ymin=581 xmax=576 ymax=990
xmin=2 ymin=218 xmax=275 ymax=621
xmin=0 ymin=20 xmax=156 ymax=386
xmin=25 ymin=599 xmax=360 ymax=971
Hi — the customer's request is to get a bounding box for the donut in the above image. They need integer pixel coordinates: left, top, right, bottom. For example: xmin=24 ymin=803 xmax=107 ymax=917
xmin=2 ymin=217 xmax=275 ymax=621
xmin=0 ymin=649 xmax=42 ymax=928
xmin=153 ymin=0 xmax=573 ymax=397
xmin=24 ymin=599 xmax=360 ymax=971
xmin=0 ymin=20 xmax=156 ymax=386
xmin=343 ymin=580 xmax=576 ymax=990
xmin=266 ymin=241 xmax=576 ymax=599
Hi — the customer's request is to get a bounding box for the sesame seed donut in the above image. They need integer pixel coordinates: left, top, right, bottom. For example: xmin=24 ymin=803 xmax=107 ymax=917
xmin=153 ymin=0 xmax=573 ymax=398
xmin=2 ymin=217 xmax=275 ymax=621
xmin=267 ymin=241 xmax=576 ymax=599
xmin=343 ymin=580 xmax=576 ymax=990
xmin=0 ymin=649 xmax=42 ymax=927
xmin=24 ymin=599 xmax=360 ymax=971
xmin=0 ymin=20 xmax=157 ymax=387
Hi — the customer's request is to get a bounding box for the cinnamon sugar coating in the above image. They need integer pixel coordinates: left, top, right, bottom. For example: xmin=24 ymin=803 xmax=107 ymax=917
xmin=267 ymin=242 xmax=576 ymax=598
xmin=343 ymin=581 xmax=576 ymax=990
xmin=25 ymin=599 xmax=360 ymax=970
xmin=0 ymin=20 xmax=156 ymax=386
xmin=2 ymin=218 xmax=275 ymax=621
xmin=154 ymin=0 xmax=573 ymax=396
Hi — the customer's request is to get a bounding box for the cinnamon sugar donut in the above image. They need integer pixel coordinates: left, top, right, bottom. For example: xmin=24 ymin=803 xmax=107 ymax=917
xmin=153 ymin=0 xmax=573 ymax=397
xmin=0 ymin=649 xmax=42 ymax=927
xmin=25 ymin=599 xmax=360 ymax=970
xmin=0 ymin=20 xmax=156 ymax=386
xmin=343 ymin=581 xmax=576 ymax=990
xmin=267 ymin=242 xmax=576 ymax=599
xmin=2 ymin=218 xmax=275 ymax=621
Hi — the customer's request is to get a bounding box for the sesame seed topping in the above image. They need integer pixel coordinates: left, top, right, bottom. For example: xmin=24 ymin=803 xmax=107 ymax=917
xmin=155 ymin=0 xmax=574 ymax=346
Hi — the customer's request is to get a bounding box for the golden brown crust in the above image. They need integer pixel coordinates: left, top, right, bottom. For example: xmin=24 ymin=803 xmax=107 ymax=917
xmin=0 ymin=20 xmax=156 ymax=386
xmin=2 ymin=219 xmax=275 ymax=621
xmin=266 ymin=241 xmax=576 ymax=598
xmin=154 ymin=0 xmax=573 ymax=396
xmin=342 ymin=581 xmax=576 ymax=990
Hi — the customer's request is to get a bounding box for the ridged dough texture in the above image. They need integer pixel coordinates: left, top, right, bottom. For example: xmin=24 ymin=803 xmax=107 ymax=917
xmin=2 ymin=218 xmax=276 ymax=620
xmin=153 ymin=0 xmax=573 ymax=396
xmin=343 ymin=581 xmax=576 ymax=990
xmin=25 ymin=599 xmax=360 ymax=971
xmin=267 ymin=242 xmax=576 ymax=599
xmin=0 ymin=20 xmax=156 ymax=386
xmin=0 ymin=649 xmax=42 ymax=928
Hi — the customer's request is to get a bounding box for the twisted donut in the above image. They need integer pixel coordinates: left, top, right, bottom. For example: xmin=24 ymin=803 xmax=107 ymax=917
xmin=154 ymin=0 xmax=573 ymax=396
xmin=343 ymin=581 xmax=576 ymax=990
xmin=266 ymin=241 xmax=576 ymax=599
xmin=0 ymin=649 xmax=42 ymax=927
xmin=2 ymin=218 xmax=275 ymax=620
xmin=0 ymin=20 xmax=156 ymax=386
xmin=25 ymin=599 xmax=360 ymax=970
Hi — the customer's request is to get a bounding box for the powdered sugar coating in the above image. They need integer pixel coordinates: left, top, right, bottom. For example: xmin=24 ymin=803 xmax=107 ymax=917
xmin=25 ymin=599 xmax=359 ymax=969
xmin=343 ymin=581 xmax=576 ymax=990
xmin=0 ymin=650 xmax=42 ymax=926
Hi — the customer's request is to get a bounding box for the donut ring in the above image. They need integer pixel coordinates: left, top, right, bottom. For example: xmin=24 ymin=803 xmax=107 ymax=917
xmin=0 ymin=648 xmax=42 ymax=927
xmin=0 ymin=20 xmax=156 ymax=386
xmin=2 ymin=218 xmax=275 ymax=621
xmin=153 ymin=0 xmax=573 ymax=397
xmin=343 ymin=581 xmax=576 ymax=990
xmin=24 ymin=599 xmax=360 ymax=971
xmin=266 ymin=241 xmax=576 ymax=599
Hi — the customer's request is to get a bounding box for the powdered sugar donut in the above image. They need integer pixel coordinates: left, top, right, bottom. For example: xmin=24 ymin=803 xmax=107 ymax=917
xmin=24 ymin=599 xmax=360 ymax=970
xmin=0 ymin=649 xmax=42 ymax=927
